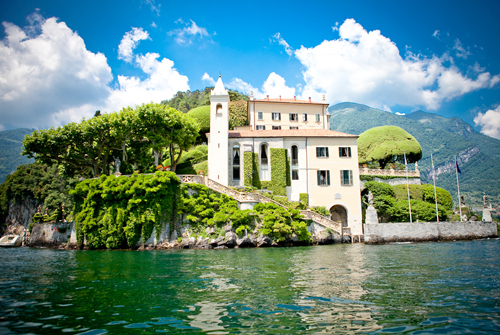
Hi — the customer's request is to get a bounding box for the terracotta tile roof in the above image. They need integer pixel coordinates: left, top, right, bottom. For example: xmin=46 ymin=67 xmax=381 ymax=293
xmin=225 ymin=129 xmax=358 ymax=138
xmin=251 ymin=98 xmax=327 ymax=105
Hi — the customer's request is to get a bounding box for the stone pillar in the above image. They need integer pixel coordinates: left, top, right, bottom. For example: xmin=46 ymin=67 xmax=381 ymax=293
xmin=365 ymin=205 xmax=379 ymax=224
xmin=483 ymin=194 xmax=492 ymax=222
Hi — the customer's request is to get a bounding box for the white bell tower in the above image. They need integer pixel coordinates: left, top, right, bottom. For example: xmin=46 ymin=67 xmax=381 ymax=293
xmin=208 ymin=75 xmax=230 ymax=186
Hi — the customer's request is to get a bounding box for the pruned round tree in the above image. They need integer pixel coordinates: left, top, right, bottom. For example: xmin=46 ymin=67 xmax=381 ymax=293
xmin=358 ymin=126 xmax=422 ymax=169
xmin=187 ymin=105 xmax=210 ymax=144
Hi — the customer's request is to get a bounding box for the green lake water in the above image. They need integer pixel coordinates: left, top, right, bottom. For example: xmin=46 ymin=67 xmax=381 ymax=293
xmin=1 ymin=239 xmax=500 ymax=334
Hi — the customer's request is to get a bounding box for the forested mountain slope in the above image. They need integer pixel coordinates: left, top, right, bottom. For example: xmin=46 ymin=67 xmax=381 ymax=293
xmin=0 ymin=128 xmax=34 ymax=183
xmin=329 ymin=102 xmax=500 ymax=206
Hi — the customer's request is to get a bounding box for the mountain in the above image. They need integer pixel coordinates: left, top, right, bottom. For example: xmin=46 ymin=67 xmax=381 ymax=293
xmin=329 ymin=102 xmax=500 ymax=206
xmin=0 ymin=128 xmax=35 ymax=183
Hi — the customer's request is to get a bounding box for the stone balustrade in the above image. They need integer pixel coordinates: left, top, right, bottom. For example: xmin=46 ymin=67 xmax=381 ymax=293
xmin=177 ymin=174 xmax=204 ymax=184
xmin=359 ymin=167 xmax=420 ymax=178
xmin=178 ymin=175 xmax=343 ymax=235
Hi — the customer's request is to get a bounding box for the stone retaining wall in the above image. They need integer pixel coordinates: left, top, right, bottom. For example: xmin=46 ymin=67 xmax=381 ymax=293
xmin=28 ymin=222 xmax=74 ymax=247
xmin=364 ymin=221 xmax=498 ymax=244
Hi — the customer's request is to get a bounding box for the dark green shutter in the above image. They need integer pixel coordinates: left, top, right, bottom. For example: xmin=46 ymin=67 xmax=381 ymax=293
xmin=326 ymin=147 xmax=329 ymax=157
xmin=327 ymin=170 xmax=330 ymax=185
xmin=348 ymin=147 xmax=351 ymax=157
xmin=317 ymin=170 xmax=321 ymax=185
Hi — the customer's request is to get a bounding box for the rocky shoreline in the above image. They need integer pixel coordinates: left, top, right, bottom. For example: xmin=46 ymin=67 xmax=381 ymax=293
xmin=28 ymin=226 xmax=351 ymax=251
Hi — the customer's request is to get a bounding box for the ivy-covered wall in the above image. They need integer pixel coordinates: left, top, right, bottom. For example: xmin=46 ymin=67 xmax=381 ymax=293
xmin=243 ymin=152 xmax=261 ymax=188
xmin=71 ymin=171 xmax=180 ymax=249
xmin=244 ymin=149 xmax=291 ymax=197
xmin=299 ymin=193 xmax=309 ymax=206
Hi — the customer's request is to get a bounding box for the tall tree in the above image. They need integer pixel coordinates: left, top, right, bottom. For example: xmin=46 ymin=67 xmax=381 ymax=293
xmin=22 ymin=103 xmax=199 ymax=176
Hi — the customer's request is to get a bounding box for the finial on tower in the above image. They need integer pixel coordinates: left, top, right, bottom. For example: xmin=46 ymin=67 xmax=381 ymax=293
xmin=322 ymin=94 xmax=326 ymax=102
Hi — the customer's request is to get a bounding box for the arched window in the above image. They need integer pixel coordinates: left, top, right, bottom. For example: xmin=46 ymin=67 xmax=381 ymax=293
xmin=291 ymin=145 xmax=299 ymax=180
xmin=216 ymin=103 xmax=223 ymax=114
xmin=260 ymin=144 xmax=269 ymax=181
xmin=233 ymin=145 xmax=240 ymax=180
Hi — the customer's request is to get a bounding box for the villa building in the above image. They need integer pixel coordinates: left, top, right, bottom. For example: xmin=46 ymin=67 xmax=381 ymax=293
xmin=207 ymin=75 xmax=363 ymax=235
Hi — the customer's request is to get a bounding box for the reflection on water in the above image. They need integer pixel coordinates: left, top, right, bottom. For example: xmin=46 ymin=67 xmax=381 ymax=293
xmin=0 ymin=239 xmax=499 ymax=334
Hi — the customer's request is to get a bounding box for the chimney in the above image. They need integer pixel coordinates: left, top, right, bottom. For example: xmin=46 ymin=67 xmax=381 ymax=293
xmin=309 ymin=97 xmax=311 ymax=103
xmin=267 ymin=95 xmax=269 ymax=101
xmin=294 ymin=96 xmax=296 ymax=101
xmin=250 ymin=91 xmax=254 ymax=100
xmin=322 ymin=94 xmax=326 ymax=102
xmin=279 ymin=95 xmax=281 ymax=100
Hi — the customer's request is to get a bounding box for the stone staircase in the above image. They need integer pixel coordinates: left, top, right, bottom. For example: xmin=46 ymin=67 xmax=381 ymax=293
xmin=177 ymin=175 xmax=343 ymax=234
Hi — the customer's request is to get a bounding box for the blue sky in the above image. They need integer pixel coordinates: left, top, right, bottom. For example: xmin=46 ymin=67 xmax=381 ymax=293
xmin=1 ymin=0 xmax=500 ymax=139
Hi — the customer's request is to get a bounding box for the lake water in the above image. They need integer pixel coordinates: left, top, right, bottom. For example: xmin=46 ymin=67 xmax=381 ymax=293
xmin=1 ymin=239 xmax=500 ymax=334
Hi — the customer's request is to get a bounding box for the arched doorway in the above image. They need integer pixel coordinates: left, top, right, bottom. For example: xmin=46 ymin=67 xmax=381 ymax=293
xmin=330 ymin=205 xmax=348 ymax=227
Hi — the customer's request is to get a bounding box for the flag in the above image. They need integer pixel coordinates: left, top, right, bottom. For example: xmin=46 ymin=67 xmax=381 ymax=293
xmin=456 ymin=158 xmax=461 ymax=174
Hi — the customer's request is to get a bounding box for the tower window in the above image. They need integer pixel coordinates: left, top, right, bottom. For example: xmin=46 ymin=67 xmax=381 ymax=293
xmin=216 ymin=103 xmax=223 ymax=114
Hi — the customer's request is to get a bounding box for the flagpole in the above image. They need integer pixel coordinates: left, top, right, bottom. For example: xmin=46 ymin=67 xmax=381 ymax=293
xmin=455 ymin=156 xmax=462 ymax=222
xmin=431 ymin=153 xmax=439 ymax=222
xmin=405 ymin=152 xmax=412 ymax=223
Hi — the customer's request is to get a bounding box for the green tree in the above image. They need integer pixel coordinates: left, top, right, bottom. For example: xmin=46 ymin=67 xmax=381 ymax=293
xmin=229 ymin=100 xmax=248 ymax=129
xmin=23 ymin=111 xmax=132 ymax=177
xmin=187 ymin=105 xmax=210 ymax=144
xmin=358 ymin=126 xmax=422 ymax=169
xmin=22 ymin=103 xmax=199 ymax=175
xmin=0 ymin=163 xmax=74 ymax=227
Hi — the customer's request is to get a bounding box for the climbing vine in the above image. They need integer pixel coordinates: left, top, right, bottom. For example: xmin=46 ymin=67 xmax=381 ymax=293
xmin=71 ymin=171 xmax=180 ymax=249
xmin=243 ymin=152 xmax=260 ymax=188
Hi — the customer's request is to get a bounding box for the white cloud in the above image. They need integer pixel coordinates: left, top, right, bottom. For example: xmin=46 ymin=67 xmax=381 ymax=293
xmin=168 ymin=19 xmax=210 ymax=45
xmin=201 ymin=72 xmax=216 ymax=86
xmin=104 ymin=52 xmax=189 ymax=114
xmin=227 ymin=77 xmax=262 ymax=98
xmin=118 ymin=27 xmax=150 ymax=63
xmin=395 ymin=112 xmax=406 ymax=115
xmin=272 ymin=32 xmax=293 ymax=56
xmin=142 ymin=0 xmax=160 ymax=16
xmin=262 ymin=72 xmax=295 ymax=98
xmin=474 ymin=106 xmax=500 ymax=139
xmin=227 ymin=73 xmax=295 ymax=99
xmin=433 ymin=30 xmax=440 ymax=38
xmin=0 ymin=14 xmax=190 ymax=129
xmin=453 ymin=38 xmax=471 ymax=59
xmin=294 ymin=18 xmax=500 ymax=111
xmin=0 ymin=16 xmax=112 ymax=129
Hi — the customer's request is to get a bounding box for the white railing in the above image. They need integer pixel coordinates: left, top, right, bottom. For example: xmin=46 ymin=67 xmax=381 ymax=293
xmin=359 ymin=168 xmax=420 ymax=178
xmin=178 ymin=175 xmax=342 ymax=234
